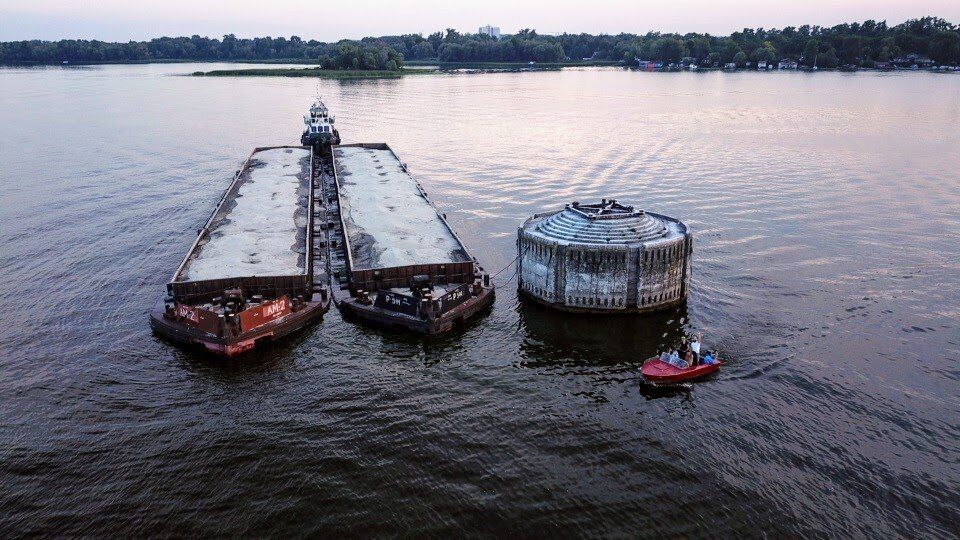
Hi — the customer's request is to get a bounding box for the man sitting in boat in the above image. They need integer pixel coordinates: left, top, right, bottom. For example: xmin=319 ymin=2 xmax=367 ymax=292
xmin=701 ymin=350 xmax=719 ymax=365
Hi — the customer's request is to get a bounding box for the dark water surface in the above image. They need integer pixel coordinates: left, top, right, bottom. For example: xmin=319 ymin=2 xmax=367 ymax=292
xmin=1 ymin=64 xmax=958 ymax=537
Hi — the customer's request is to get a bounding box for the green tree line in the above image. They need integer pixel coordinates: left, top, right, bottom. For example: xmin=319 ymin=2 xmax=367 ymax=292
xmin=1 ymin=16 xmax=957 ymax=67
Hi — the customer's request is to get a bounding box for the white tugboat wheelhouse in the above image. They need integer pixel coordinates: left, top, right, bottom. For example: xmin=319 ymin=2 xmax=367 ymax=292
xmin=301 ymin=97 xmax=341 ymax=147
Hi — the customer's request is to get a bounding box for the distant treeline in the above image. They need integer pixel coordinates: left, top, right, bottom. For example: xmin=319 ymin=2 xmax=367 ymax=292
xmin=2 ymin=16 xmax=958 ymax=67
xmin=319 ymin=42 xmax=404 ymax=70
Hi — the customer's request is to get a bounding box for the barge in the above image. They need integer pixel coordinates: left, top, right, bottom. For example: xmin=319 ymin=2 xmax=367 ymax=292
xmin=150 ymin=146 xmax=331 ymax=355
xmin=318 ymin=143 xmax=494 ymax=333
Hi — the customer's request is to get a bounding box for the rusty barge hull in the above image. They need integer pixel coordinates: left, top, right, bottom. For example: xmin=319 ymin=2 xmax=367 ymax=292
xmin=149 ymin=296 xmax=327 ymax=355
xmin=335 ymin=285 xmax=494 ymax=333
xmin=150 ymin=146 xmax=330 ymax=357
xmin=318 ymin=143 xmax=494 ymax=334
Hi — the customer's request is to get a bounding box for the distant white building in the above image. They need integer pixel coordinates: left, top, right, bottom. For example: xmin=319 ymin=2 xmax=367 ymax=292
xmin=479 ymin=25 xmax=501 ymax=38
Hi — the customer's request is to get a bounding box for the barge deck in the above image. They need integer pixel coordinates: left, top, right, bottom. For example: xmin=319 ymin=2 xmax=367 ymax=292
xmin=318 ymin=143 xmax=494 ymax=333
xmin=150 ymin=146 xmax=331 ymax=356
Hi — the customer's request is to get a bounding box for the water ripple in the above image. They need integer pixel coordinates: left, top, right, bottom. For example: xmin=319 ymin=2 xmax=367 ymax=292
xmin=1 ymin=64 xmax=958 ymax=537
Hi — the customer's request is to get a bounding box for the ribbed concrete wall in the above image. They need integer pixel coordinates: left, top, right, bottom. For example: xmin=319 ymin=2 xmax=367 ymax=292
xmin=518 ymin=237 xmax=557 ymax=303
xmin=517 ymin=201 xmax=691 ymax=314
xmin=636 ymin=235 xmax=691 ymax=310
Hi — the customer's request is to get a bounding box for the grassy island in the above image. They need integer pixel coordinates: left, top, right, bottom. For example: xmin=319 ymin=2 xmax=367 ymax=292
xmin=191 ymin=40 xmax=431 ymax=78
xmin=191 ymin=67 xmax=415 ymax=79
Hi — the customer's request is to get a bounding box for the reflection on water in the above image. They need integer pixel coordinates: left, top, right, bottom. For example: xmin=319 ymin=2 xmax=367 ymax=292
xmin=517 ymin=299 xmax=690 ymax=368
xmin=637 ymin=379 xmax=694 ymax=400
xmin=165 ymin=326 xmax=312 ymax=380
xmin=1 ymin=64 xmax=958 ymax=537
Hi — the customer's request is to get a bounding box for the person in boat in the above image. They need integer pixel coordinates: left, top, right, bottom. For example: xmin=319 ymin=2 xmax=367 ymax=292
xmin=690 ymin=334 xmax=702 ymax=363
xmin=701 ymin=350 xmax=719 ymax=365
xmin=661 ymin=348 xmax=688 ymax=369
xmin=683 ymin=338 xmax=700 ymax=366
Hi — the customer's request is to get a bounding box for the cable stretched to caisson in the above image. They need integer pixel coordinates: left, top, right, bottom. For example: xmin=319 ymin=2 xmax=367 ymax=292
xmin=490 ymin=245 xmax=529 ymax=284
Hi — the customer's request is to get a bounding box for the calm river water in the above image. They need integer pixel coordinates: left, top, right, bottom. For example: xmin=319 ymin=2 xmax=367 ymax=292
xmin=1 ymin=64 xmax=958 ymax=537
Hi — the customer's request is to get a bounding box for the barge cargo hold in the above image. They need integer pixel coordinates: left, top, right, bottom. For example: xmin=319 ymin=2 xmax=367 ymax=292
xmin=320 ymin=143 xmax=494 ymax=333
xmin=150 ymin=146 xmax=331 ymax=356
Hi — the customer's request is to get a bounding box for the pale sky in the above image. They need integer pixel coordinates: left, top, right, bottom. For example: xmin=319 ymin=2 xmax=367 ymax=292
xmin=1 ymin=0 xmax=957 ymax=41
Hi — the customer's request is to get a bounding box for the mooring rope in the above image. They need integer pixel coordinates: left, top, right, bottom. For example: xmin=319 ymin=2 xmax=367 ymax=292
xmin=490 ymin=246 xmax=529 ymax=284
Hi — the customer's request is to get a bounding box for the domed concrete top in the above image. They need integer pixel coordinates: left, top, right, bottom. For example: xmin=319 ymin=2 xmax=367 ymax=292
xmin=534 ymin=199 xmax=669 ymax=245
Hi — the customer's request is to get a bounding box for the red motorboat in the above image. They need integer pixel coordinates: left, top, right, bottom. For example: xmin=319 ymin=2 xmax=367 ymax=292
xmin=641 ymin=357 xmax=722 ymax=384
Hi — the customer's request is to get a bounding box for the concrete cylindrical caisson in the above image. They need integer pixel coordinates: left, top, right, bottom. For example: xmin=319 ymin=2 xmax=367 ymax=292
xmin=517 ymin=199 xmax=691 ymax=313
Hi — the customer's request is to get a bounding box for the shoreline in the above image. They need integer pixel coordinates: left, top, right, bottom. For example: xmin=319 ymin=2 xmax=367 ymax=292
xmin=0 ymin=58 xmax=321 ymax=67
xmin=405 ymin=60 xmax=623 ymax=69
xmin=5 ymin=60 xmax=955 ymax=77
xmin=190 ymin=67 xmax=436 ymax=79
xmin=190 ymin=65 xmax=958 ymax=78
xmin=631 ymin=66 xmax=959 ymax=73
